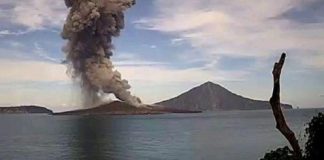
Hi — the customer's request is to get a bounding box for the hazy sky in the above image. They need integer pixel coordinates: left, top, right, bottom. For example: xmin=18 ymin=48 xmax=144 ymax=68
xmin=0 ymin=0 xmax=324 ymax=111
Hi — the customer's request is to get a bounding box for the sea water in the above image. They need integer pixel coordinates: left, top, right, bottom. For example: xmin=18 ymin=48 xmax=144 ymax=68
xmin=0 ymin=108 xmax=323 ymax=160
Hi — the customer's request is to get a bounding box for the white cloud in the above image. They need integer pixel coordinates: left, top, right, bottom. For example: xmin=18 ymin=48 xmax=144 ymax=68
xmin=111 ymin=51 xmax=248 ymax=83
xmin=0 ymin=59 xmax=70 ymax=83
xmin=135 ymin=0 xmax=324 ymax=67
xmin=115 ymin=60 xmax=164 ymax=66
xmin=7 ymin=41 xmax=25 ymax=48
xmin=117 ymin=65 xmax=248 ymax=83
xmin=112 ymin=51 xmax=165 ymax=66
xmin=0 ymin=0 xmax=67 ymax=31
xmin=171 ymin=38 xmax=184 ymax=45
xmin=135 ymin=10 xmax=230 ymax=32
xmin=0 ymin=30 xmax=31 ymax=36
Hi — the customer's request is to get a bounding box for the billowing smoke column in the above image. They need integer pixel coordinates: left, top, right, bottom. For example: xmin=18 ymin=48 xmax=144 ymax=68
xmin=61 ymin=0 xmax=142 ymax=107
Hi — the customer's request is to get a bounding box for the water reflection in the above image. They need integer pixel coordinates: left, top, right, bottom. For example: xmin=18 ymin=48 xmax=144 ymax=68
xmin=64 ymin=115 xmax=195 ymax=160
xmin=68 ymin=116 xmax=115 ymax=160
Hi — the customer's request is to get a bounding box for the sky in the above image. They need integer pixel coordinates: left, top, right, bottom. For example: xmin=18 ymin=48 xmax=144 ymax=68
xmin=0 ymin=0 xmax=324 ymax=111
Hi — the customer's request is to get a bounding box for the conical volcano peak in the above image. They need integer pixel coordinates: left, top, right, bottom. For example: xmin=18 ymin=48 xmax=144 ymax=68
xmin=156 ymin=82 xmax=292 ymax=111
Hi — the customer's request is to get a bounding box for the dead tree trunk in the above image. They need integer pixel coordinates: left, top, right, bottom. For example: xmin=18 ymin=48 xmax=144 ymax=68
xmin=269 ymin=53 xmax=302 ymax=159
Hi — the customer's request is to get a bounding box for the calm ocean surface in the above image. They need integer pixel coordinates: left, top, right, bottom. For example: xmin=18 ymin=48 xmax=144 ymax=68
xmin=0 ymin=108 xmax=323 ymax=160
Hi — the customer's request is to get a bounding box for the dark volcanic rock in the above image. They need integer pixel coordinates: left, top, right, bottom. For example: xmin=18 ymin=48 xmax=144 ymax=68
xmin=54 ymin=101 xmax=201 ymax=115
xmin=156 ymin=81 xmax=293 ymax=111
xmin=54 ymin=101 xmax=163 ymax=115
xmin=0 ymin=105 xmax=53 ymax=114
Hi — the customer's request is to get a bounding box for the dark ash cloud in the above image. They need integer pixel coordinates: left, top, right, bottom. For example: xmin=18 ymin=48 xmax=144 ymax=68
xmin=62 ymin=0 xmax=142 ymax=107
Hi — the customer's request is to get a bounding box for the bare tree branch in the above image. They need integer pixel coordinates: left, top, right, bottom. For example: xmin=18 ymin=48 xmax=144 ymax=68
xmin=269 ymin=53 xmax=302 ymax=159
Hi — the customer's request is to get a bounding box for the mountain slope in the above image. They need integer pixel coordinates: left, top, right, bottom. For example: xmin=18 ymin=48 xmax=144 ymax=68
xmin=155 ymin=81 xmax=292 ymax=111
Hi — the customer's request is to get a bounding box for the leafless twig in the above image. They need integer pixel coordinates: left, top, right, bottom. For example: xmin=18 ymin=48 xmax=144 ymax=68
xmin=270 ymin=53 xmax=302 ymax=159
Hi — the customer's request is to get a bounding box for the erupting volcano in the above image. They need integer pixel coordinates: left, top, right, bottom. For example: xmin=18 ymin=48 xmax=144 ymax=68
xmin=61 ymin=0 xmax=142 ymax=107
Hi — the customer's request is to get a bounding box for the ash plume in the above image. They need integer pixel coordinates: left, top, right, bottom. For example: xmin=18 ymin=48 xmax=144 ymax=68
xmin=61 ymin=0 xmax=142 ymax=107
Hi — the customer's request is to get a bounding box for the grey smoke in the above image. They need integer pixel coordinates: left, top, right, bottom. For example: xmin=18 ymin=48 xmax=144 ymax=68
xmin=61 ymin=0 xmax=142 ymax=107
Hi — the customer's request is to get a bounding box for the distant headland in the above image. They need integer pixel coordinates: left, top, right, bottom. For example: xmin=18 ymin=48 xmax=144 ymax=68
xmin=0 ymin=105 xmax=53 ymax=114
